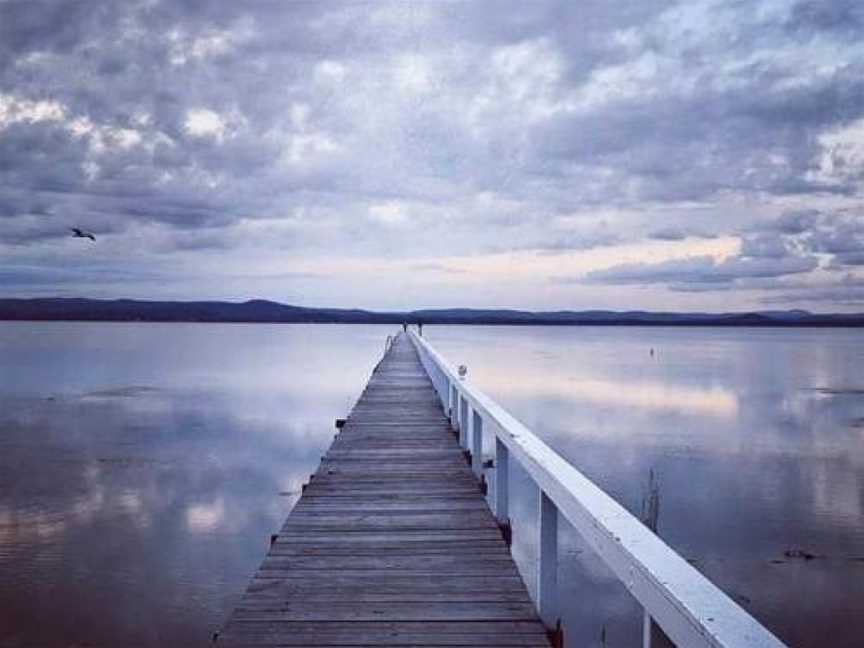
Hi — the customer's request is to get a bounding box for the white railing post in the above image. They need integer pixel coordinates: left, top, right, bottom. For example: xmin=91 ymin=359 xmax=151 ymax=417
xmin=456 ymin=387 xmax=461 ymax=432
xmin=449 ymin=383 xmax=457 ymax=430
xmin=471 ymin=409 xmax=483 ymax=476
xmin=538 ymin=490 xmax=559 ymax=629
xmin=643 ymin=609 xmax=653 ymax=648
xmin=494 ymin=436 xmax=509 ymax=525
xmin=459 ymin=394 xmax=468 ymax=448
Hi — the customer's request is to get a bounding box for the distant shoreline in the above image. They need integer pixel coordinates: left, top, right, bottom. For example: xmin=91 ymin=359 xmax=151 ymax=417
xmin=1 ymin=298 xmax=863 ymax=327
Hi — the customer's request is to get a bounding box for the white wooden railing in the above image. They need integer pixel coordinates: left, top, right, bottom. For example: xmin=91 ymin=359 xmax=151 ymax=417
xmin=408 ymin=331 xmax=787 ymax=648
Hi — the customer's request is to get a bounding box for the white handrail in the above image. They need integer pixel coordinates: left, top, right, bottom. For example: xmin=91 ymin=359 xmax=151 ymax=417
xmin=408 ymin=331 xmax=787 ymax=648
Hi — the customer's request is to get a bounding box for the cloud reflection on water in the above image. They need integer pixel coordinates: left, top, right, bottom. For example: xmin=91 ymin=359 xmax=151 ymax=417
xmin=479 ymin=370 xmax=739 ymax=419
xmin=0 ymin=322 xmax=389 ymax=648
xmin=2 ymin=322 xmax=862 ymax=648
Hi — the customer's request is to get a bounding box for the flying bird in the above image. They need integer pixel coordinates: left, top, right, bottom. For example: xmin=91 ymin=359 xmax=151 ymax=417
xmin=70 ymin=228 xmax=96 ymax=241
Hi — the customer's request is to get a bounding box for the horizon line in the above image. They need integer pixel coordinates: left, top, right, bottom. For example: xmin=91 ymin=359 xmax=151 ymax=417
xmin=2 ymin=295 xmax=863 ymax=318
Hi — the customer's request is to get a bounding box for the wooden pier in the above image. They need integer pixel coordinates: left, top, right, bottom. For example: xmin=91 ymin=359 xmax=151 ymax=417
xmin=218 ymin=333 xmax=553 ymax=647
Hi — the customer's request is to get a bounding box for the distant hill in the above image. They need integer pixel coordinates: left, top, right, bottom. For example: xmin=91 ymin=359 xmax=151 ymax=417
xmin=1 ymin=298 xmax=863 ymax=326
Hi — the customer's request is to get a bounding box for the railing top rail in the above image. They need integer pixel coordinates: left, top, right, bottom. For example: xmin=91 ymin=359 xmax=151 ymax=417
xmin=408 ymin=330 xmax=787 ymax=648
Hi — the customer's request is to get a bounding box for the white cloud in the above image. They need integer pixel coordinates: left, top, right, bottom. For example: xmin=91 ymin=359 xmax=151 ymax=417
xmin=69 ymin=116 xmax=142 ymax=153
xmin=167 ymin=19 xmax=254 ymax=66
xmin=810 ymin=117 xmax=864 ymax=188
xmin=393 ymin=54 xmax=434 ymax=94
xmin=314 ymin=60 xmax=348 ymax=84
xmin=184 ymin=108 xmax=227 ymax=140
xmin=0 ymin=94 xmax=65 ymax=129
xmin=368 ymin=201 xmax=406 ymax=225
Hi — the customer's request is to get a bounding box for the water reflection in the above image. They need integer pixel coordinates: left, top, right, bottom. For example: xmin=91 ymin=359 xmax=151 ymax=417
xmin=0 ymin=322 xmax=388 ymax=648
xmin=571 ymin=377 xmax=736 ymax=418
xmin=476 ymin=348 xmax=739 ymax=419
xmin=2 ymin=322 xmax=862 ymax=648
xmin=427 ymin=325 xmax=864 ymax=648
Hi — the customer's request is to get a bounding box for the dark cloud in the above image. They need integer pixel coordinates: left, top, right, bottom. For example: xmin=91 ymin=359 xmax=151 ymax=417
xmin=584 ymin=254 xmax=818 ymax=287
xmin=805 ymin=216 xmax=864 ymax=256
xmin=768 ymin=210 xmax=864 ymax=270
xmin=760 ymin=274 xmax=864 ymax=305
xmin=768 ymin=210 xmax=821 ymax=234
xmin=531 ymin=230 xmax=622 ymax=253
xmin=739 ymin=233 xmax=794 ymax=259
xmin=647 ymin=227 xmax=718 ymax=242
xmin=828 ymin=252 xmax=864 ymax=268
xmin=0 ymin=262 xmax=173 ymax=287
xmin=649 ymin=228 xmax=689 ymax=241
xmin=785 ymin=1 xmax=864 ymax=36
xmin=579 ymin=209 xmax=863 ymax=294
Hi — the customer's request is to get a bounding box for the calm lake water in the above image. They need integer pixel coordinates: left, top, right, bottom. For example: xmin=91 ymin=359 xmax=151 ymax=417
xmin=1 ymin=322 xmax=862 ymax=647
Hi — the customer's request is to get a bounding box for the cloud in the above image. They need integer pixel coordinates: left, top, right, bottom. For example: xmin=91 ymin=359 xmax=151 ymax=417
xmin=581 ymin=208 xmax=863 ymax=294
xmin=768 ymin=210 xmax=821 ymax=234
xmin=760 ymin=273 xmax=864 ymax=305
xmin=0 ymin=1 xmax=863 ymax=310
xmin=648 ymin=227 xmax=688 ymax=241
xmin=184 ymin=109 xmax=228 ymax=140
xmin=585 ymin=254 xmax=818 ymax=287
xmin=739 ymin=233 xmax=794 ymax=259
xmin=647 ymin=226 xmax=717 ymax=242
xmin=764 ymin=209 xmax=864 ymax=269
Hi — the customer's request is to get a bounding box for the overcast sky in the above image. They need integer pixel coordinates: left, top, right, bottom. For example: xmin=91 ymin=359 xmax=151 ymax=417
xmin=1 ymin=1 xmax=864 ymax=311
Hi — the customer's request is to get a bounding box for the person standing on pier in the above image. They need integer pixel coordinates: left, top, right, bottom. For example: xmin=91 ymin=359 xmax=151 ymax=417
xmin=418 ymin=322 xmax=423 ymax=336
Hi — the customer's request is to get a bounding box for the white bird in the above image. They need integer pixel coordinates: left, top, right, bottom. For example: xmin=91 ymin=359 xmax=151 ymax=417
xmin=70 ymin=227 xmax=96 ymax=241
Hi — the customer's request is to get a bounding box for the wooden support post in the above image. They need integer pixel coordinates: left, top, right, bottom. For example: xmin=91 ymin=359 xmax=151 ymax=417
xmin=538 ymin=489 xmax=559 ymax=630
xmin=471 ymin=409 xmax=483 ymax=477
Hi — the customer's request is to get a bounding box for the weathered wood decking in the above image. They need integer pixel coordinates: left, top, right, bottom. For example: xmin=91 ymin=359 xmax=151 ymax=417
xmin=218 ymin=333 xmax=552 ymax=647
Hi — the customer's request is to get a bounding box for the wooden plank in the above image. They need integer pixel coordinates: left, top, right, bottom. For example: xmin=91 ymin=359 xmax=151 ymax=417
xmin=267 ymin=544 xmax=506 ymax=557
xmin=229 ymin=601 xmax=540 ymax=621
xmin=290 ymin=503 xmax=490 ymax=514
xmin=245 ymin=575 xmax=529 ymax=593
xmin=218 ymin=334 xmax=550 ymax=647
xmin=271 ymin=530 xmax=503 ymax=543
xmin=218 ymin=621 xmax=550 ymax=646
xmin=257 ymin=556 xmax=519 ymax=573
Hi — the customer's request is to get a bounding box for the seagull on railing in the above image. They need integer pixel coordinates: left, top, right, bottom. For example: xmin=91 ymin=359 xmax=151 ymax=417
xmin=458 ymin=365 xmax=468 ymax=380
xmin=70 ymin=228 xmax=96 ymax=241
